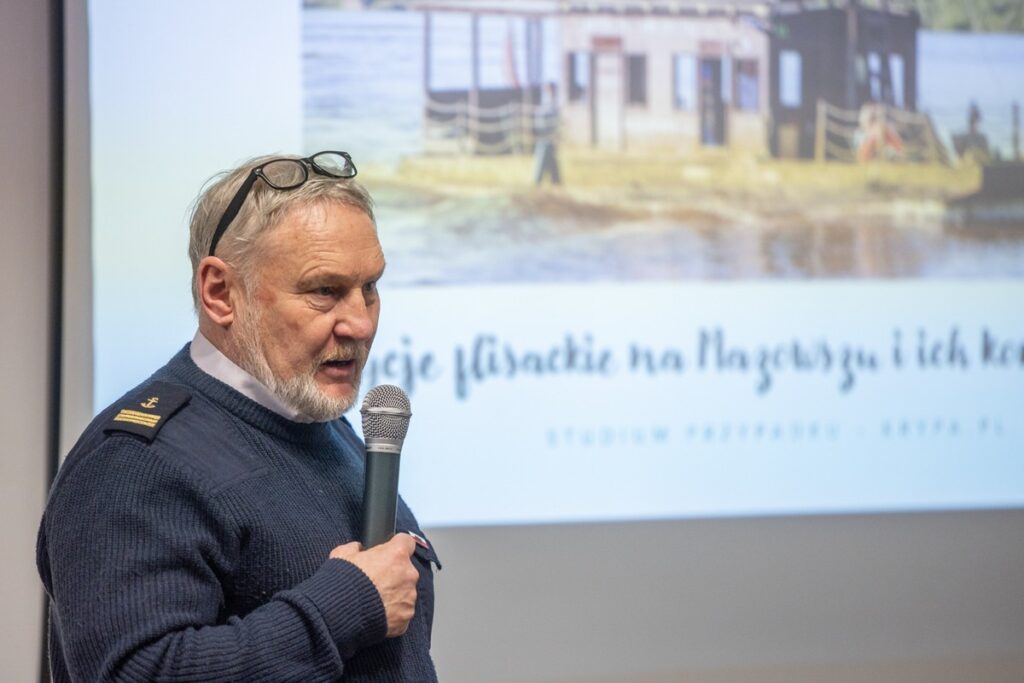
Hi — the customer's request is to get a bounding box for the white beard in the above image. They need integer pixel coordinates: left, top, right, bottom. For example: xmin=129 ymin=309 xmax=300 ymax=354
xmin=232 ymin=302 xmax=363 ymax=422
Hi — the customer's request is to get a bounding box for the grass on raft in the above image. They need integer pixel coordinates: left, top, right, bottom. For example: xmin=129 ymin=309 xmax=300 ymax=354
xmin=359 ymin=150 xmax=982 ymax=205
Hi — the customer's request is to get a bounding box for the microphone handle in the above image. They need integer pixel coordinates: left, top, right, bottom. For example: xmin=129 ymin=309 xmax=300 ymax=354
xmin=360 ymin=449 xmax=401 ymax=548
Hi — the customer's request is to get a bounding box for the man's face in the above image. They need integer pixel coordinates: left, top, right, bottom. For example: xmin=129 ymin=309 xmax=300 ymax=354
xmin=232 ymin=201 xmax=384 ymax=421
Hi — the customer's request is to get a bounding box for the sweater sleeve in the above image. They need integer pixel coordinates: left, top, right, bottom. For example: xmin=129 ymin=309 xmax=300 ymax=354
xmin=39 ymin=435 xmax=388 ymax=682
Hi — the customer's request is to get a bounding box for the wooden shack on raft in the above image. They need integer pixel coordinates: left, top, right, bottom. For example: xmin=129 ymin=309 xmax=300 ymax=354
xmin=400 ymin=0 xmax=932 ymax=162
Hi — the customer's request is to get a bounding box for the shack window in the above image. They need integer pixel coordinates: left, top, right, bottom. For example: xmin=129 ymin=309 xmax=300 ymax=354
xmin=627 ymin=54 xmax=647 ymax=105
xmin=889 ymin=53 xmax=905 ymax=107
xmin=867 ymin=51 xmax=883 ymax=101
xmin=567 ymin=52 xmax=590 ymax=102
xmin=673 ymin=53 xmax=697 ymax=110
xmin=779 ymin=50 xmax=802 ymax=108
xmin=734 ymin=59 xmax=759 ymax=111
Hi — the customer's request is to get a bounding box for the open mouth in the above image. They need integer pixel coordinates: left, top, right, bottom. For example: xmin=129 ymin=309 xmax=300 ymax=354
xmin=319 ymin=358 xmax=358 ymax=381
xmin=319 ymin=346 xmax=364 ymax=380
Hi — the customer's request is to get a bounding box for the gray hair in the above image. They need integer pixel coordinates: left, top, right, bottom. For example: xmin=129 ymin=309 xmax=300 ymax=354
xmin=187 ymin=153 xmax=376 ymax=310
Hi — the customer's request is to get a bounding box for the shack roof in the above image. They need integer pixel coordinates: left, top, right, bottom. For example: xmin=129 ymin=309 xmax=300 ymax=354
xmin=402 ymin=0 xmax=771 ymax=16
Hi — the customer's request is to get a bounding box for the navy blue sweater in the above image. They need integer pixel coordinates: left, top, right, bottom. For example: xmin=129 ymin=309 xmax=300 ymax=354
xmin=37 ymin=346 xmax=439 ymax=682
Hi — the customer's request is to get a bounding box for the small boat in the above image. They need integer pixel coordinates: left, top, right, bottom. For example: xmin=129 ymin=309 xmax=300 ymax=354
xmin=946 ymin=163 xmax=1024 ymax=226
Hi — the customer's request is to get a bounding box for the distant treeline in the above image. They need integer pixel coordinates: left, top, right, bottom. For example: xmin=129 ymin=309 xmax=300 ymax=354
xmin=910 ymin=0 xmax=1024 ymax=32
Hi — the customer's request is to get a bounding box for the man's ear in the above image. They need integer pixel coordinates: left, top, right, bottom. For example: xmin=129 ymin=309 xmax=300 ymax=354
xmin=197 ymin=256 xmax=238 ymax=327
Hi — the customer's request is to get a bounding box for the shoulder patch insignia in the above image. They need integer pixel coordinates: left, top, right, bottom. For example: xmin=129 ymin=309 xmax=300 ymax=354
xmin=103 ymin=381 xmax=191 ymax=443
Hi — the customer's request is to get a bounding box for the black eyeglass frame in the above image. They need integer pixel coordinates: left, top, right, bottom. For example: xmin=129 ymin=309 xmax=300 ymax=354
xmin=207 ymin=151 xmax=357 ymax=257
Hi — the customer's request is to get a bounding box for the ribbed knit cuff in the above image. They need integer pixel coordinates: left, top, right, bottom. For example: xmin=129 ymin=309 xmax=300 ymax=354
xmin=295 ymin=559 xmax=388 ymax=659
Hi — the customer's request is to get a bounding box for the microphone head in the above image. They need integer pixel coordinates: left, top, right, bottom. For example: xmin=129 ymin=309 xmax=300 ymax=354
xmin=360 ymin=384 xmax=412 ymax=450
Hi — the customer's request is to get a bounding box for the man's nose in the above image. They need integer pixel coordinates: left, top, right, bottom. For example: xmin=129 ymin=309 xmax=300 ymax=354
xmin=333 ymin=290 xmax=376 ymax=341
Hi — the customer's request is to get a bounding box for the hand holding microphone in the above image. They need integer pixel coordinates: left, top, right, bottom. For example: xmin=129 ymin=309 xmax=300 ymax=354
xmin=329 ymin=534 xmax=418 ymax=638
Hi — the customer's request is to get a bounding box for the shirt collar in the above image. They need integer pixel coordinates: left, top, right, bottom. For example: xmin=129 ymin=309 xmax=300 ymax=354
xmin=190 ymin=330 xmax=316 ymax=423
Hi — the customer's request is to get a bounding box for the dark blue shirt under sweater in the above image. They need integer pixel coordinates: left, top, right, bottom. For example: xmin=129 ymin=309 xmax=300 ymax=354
xmin=37 ymin=346 xmax=439 ymax=682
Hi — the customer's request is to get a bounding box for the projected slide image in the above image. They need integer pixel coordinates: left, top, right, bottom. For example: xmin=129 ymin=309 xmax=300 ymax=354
xmin=303 ymin=1 xmax=1024 ymax=285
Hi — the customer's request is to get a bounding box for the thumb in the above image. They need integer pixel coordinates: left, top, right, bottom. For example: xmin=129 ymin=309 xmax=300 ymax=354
xmin=329 ymin=541 xmax=363 ymax=561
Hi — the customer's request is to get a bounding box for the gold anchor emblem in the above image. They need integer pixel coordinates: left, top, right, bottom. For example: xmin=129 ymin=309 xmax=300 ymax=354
xmin=140 ymin=397 xmax=160 ymax=409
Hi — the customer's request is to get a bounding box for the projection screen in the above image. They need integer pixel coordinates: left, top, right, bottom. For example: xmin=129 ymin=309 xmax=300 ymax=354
xmin=88 ymin=0 xmax=1024 ymax=529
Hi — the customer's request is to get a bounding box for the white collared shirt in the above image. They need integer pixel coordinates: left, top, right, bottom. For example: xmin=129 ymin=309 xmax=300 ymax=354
xmin=190 ymin=330 xmax=316 ymax=423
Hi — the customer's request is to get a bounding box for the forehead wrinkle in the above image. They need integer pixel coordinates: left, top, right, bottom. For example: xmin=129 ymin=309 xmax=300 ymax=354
xmin=297 ymin=261 xmax=382 ymax=289
xmin=262 ymin=200 xmax=381 ymax=266
xmin=293 ymin=239 xmax=385 ymax=287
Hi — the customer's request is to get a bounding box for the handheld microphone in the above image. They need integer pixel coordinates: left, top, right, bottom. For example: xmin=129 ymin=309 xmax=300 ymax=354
xmin=359 ymin=385 xmax=412 ymax=548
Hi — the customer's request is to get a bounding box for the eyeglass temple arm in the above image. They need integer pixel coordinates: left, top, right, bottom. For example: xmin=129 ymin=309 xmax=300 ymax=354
xmin=208 ymin=171 xmax=261 ymax=257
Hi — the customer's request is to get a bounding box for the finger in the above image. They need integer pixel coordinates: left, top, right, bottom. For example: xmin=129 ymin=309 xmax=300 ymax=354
xmin=328 ymin=541 xmax=363 ymax=560
xmin=389 ymin=533 xmax=417 ymax=556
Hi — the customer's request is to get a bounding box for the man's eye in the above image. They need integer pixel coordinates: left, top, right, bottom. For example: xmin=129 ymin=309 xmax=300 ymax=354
xmin=364 ymin=281 xmax=378 ymax=294
xmin=314 ymin=286 xmax=335 ymax=297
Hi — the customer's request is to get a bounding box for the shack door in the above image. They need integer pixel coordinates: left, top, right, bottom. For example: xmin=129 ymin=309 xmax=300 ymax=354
xmin=592 ymin=36 xmax=624 ymax=151
xmin=699 ymin=57 xmax=726 ymax=146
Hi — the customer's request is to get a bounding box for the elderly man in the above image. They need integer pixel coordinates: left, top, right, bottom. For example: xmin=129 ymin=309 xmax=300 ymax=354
xmin=37 ymin=152 xmax=440 ymax=682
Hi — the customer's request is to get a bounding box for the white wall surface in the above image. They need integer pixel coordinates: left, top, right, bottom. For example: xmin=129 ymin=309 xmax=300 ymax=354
xmin=428 ymin=510 xmax=1024 ymax=682
xmin=0 ymin=1 xmax=55 ymax=680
